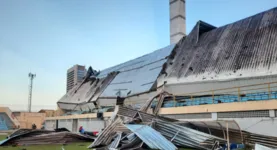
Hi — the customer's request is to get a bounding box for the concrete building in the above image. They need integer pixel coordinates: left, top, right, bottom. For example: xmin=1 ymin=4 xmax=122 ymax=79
xmin=66 ymin=65 xmax=86 ymax=92
xmin=45 ymin=5 xmax=277 ymax=137
xmin=38 ymin=109 xmax=56 ymax=117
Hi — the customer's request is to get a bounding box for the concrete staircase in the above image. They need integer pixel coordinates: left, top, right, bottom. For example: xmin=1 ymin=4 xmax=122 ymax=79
xmin=0 ymin=107 xmax=20 ymax=130
xmin=0 ymin=118 xmax=8 ymax=130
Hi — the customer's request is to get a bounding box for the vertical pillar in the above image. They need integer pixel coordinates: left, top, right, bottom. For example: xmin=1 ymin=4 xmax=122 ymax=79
xmin=269 ymin=110 xmax=275 ymax=118
xmin=212 ymin=112 xmax=218 ymax=120
xmin=170 ymin=0 xmax=186 ymax=44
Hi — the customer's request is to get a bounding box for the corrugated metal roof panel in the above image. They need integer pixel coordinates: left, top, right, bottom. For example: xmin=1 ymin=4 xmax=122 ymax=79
xmin=100 ymin=45 xmax=175 ymax=97
xmin=125 ymin=124 xmax=177 ymax=150
xmin=57 ymin=44 xmax=175 ymax=110
xmin=154 ymin=120 xmax=226 ymax=149
xmin=98 ymin=45 xmax=175 ymax=78
xmin=159 ymin=7 xmax=277 ymax=86
xmin=57 ymin=72 xmax=117 ymax=110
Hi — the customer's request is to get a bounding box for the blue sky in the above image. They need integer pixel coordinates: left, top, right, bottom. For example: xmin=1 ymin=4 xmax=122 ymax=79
xmin=0 ymin=0 xmax=276 ymax=111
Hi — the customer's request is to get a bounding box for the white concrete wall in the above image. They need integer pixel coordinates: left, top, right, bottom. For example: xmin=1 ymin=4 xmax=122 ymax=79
xmin=78 ymin=118 xmax=105 ymax=133
xmin=221 ymin=118 xmax=277 ymax=137
xmin=45 ymin=120 xmax=56 ymax=130
xmin=97 ymin=98 xmax=116 ymax=106
xmin=174 ymin=111 xmax=277 ymax=137
xmin=125 ymin=91 xmax=157 ymax=109
xmin=58 ymin=119 xmax=73 ymax=131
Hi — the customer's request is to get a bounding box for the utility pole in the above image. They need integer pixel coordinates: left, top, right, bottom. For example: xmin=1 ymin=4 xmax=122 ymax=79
xmin=28 ymin=73 xmax=36 ymax=112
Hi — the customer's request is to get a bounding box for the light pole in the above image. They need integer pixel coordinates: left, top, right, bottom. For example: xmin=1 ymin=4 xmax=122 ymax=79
xmin=28 ymin=73 xmax=36 ymax=112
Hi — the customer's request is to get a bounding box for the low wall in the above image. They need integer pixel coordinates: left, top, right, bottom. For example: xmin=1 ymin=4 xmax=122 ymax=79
xmin=45 ymin=112 xmax=112 ymax=132
xmin=14 ymin=112 xmax=46 ymax=129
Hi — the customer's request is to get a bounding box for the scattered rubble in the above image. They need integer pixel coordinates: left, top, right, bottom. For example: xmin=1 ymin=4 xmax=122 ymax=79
xmin=88 ymin=92 xmax=277 ymax=149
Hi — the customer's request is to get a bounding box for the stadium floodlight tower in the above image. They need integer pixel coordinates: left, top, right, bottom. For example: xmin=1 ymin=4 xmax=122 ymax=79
xmin=28 ymin=72 xmax=36 ymax=112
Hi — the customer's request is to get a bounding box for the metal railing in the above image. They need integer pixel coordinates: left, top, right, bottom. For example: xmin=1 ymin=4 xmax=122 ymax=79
xmin=124 ymin=82 xmax=277 ymax=108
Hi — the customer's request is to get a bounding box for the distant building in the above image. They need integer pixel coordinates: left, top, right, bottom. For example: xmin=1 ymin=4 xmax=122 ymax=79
xmin=38 ymin=109 xmax=55 ymax=117
xmin=66 ymin=65 xmax=86 ymax=92
xmin=13 ymin=111 xmax=46 ymax=129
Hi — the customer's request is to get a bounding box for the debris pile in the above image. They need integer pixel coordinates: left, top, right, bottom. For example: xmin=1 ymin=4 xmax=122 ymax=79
xmin=0 ymin=128 xmax=94 ymax=146
xmin=2 ymin=92 xmax=277 ymax=149
xmin=153 ymin=120 xmax=226 ymax=149
xmin=88 ymin=92 xmax=277 ymax=149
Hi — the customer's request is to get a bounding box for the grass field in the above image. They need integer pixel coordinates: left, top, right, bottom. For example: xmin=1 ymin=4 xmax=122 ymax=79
xmin=0 ymin=142 xmax=92 ymax=150
xmin=0 ymin=134 xmax=92 ymax=150
xmin=0 ymin=135 xmax=7 ymax=140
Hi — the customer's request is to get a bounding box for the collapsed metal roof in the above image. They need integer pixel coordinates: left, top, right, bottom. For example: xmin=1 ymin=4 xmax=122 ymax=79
xmin=57 ymin=45 xmax=175 ymax=110
xmin=57 ymin=72 xmax=118 ymax=110
xmin=158 ymin=7 xmax=277 ymax=86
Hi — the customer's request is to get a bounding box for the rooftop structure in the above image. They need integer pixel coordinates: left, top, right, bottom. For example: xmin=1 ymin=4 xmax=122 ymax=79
xmin=158 ymin=7 xmax=277 ymax=94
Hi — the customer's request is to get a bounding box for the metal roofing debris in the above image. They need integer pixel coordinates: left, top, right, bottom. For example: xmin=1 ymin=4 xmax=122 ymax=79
xmin=0 ymin=129 xmax=94 ymax=146
xmin=154 ymin=120 xmax=226 ymax=150
xmin=243 ymin=131 xmax=277 ymax=148
xmin=125 ymin=124 xmax=177 ymax=150
xmin=88 ymin=90 xmax=277 ymax=149
xmin=120 ymin=136 xmax=142 ymax=150
xmin=158 ymin=7 xmax=277 ymax=86
xmin=108 ymin=132 xmax=122 ymax=149
xmin=88 ymin=118 xmax=125 ymax=148
xmin=117 ymin=105 xmax=176 ymax=122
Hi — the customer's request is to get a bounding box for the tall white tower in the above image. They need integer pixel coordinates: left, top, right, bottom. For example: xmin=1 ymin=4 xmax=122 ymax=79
xmin=28 ymin=73 xmax=36 ymax=112
xmin=170 ymin=0 xmax=186 ymax=44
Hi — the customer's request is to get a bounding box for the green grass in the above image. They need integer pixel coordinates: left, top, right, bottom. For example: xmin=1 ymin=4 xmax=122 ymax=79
xmin=0 ymin=142 xmax=91 ymax=150
xmin=0 ymin=135 xmax=7 ymax=141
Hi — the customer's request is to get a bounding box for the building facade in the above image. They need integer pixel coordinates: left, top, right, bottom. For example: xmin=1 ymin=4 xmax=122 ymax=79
xmin=66 ymin=65 xmax=86 ymax=92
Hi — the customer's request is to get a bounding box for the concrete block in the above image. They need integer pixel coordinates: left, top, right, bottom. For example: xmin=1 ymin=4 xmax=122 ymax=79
xmin=212 ymin=112 xmax=217 ymax=120
xmin=269 ymin=110 xmax=275 ymax=117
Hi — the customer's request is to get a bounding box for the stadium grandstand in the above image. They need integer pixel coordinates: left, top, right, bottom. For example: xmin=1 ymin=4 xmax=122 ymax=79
xmin=45 ymin=7 xmax=277 ymax=137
